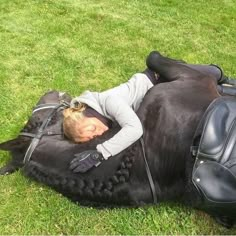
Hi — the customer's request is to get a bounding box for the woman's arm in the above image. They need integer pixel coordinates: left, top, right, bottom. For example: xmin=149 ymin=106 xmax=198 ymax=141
xmin=97 ymin=95 xmax=143 ymax=159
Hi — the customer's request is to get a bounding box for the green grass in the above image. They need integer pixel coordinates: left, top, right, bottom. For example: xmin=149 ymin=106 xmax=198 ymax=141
xmin=0 ymin=0 xmax=236 ymax=234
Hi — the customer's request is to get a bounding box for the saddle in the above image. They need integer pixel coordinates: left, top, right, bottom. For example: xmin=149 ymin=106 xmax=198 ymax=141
xmin=191 ymin=96 xmax=236 ymax=219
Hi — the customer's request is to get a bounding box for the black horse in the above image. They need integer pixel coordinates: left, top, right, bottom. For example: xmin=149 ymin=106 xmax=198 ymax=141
xmin=0 ymin=52 xmax=235 ymax=227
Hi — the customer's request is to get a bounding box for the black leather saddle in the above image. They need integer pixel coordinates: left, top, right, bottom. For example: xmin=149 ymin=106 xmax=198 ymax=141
xmin=191 ymin=96 xmax=236 ymax=219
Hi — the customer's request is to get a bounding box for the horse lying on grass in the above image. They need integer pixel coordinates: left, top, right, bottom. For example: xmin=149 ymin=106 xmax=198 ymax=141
xmin=0 ymin=53 xmax=236 ymax=228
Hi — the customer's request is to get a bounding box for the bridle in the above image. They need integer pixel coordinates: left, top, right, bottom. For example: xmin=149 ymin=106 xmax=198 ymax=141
xmin=20 ymin=100 xmax=69 ymax=164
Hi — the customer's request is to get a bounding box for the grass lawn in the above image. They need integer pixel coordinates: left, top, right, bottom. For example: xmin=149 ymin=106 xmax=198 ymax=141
xmin=0 ymin=0 xmax=236 ymax=234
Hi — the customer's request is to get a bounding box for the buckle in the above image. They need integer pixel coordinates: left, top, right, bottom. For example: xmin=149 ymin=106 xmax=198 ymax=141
xmin=190 ymin=146 xmax=198 ymax=157
xmin=60 ymin=100 xmax=70 ymax=107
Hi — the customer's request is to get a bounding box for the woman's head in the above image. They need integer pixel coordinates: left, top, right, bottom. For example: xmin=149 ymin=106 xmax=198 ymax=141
xmin=63 ymin=104 xmax=109 ymax=143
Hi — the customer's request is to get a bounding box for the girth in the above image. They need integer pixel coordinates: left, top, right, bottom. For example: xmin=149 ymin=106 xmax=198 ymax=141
xmin=20 ymin=101 xmax=69 ymax=164
xmin=140 ymin=137 xmax=160 ymax=204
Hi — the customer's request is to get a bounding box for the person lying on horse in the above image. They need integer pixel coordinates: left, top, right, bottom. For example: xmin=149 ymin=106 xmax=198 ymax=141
xmin=63 ymin=67 xmax=159 ymax=173
xmin=63 ymin=51 xmax=234 ymax=174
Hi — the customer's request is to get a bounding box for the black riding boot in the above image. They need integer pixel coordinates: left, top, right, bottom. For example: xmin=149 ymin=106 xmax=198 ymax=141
xmin=146 ymin=51 xmax=234 ymax=84
xmin=142 ymin=68 xmax=160 ymax=85
xmin=146 ymin=51 xmax=206 ymax=82
xmin=185 ymin=64 xmax=236 ymax=85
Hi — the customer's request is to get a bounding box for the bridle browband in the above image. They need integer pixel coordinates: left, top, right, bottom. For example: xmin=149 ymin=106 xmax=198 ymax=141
xmin=20 ymin=101 xmax=69 ymax=164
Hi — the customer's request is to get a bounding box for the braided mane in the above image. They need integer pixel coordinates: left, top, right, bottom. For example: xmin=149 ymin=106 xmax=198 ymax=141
xmin=24 ymin=143 xmax=138 ymax=206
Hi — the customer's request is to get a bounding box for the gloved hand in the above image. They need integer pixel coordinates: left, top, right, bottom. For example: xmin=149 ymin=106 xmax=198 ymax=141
xmin=70 ymin=150 xmax=104 ymax=173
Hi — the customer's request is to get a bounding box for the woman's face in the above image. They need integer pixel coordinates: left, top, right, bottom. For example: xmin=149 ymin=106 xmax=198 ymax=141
xmin=74 ymin=117 xmax=108 ymax=143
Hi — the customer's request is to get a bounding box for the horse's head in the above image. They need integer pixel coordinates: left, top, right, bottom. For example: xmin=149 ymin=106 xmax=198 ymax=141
xmin=0 ymin=90 xmax=72 ymax=174
xmin=23 ymin=90 xmax=71 ymax=134
xmin=0 ymin=90 xmax=128 ymax=184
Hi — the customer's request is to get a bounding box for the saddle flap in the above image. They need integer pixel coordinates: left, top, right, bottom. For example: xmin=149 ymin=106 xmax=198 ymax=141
xmin=197 ymin=97 xmax=236 ymax=162
xmin=193 ymin=162 xmax=236 ymax=203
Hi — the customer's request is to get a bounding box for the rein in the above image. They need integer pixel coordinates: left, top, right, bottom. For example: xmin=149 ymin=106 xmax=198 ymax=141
xmin=140 ymin=137 xmax=160 ymax=204
xmin=20 ymin=101 xmax=69 ymax=164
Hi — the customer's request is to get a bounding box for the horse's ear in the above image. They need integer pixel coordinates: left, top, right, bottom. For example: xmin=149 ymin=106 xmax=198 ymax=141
xmin=0 ymin=136 xmax=29 ymax=151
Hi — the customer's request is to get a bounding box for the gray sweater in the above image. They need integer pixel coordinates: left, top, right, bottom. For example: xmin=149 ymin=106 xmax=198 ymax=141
xmin=70 ymin=73 xmax=153 ymax=159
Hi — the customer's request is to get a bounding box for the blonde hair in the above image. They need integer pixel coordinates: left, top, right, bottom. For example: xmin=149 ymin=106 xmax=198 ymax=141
xmin=63 ymin=103 xmax=87 ymax=142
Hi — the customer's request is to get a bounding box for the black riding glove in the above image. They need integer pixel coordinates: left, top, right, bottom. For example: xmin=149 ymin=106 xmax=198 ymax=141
xmin=70 ymin=150 xmax=104 ymax=173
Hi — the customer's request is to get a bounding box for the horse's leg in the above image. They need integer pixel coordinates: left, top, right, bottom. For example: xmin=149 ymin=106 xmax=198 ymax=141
xmin=146 ymin=51 xmax=233 ymax=84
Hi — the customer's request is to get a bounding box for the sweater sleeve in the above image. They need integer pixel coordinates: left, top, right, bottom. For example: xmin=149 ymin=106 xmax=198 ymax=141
xmin=96 ymin=95 xmax=143 ymax=159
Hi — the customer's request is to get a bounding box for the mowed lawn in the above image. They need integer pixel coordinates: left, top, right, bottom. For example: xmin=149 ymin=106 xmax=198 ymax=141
xmin=0 ymin=0 xmax=236 ymax=234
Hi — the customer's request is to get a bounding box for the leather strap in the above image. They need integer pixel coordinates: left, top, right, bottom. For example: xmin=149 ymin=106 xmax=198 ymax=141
xmin=140 ymin=137 xmax=159 ymax=204
xmin=32 ymin=103 xmax=63 ymax=113
xmin=20 ymin=132 xmax=37 ymax=138
xmin=22 ymin=102 xmax=69 ymax=164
